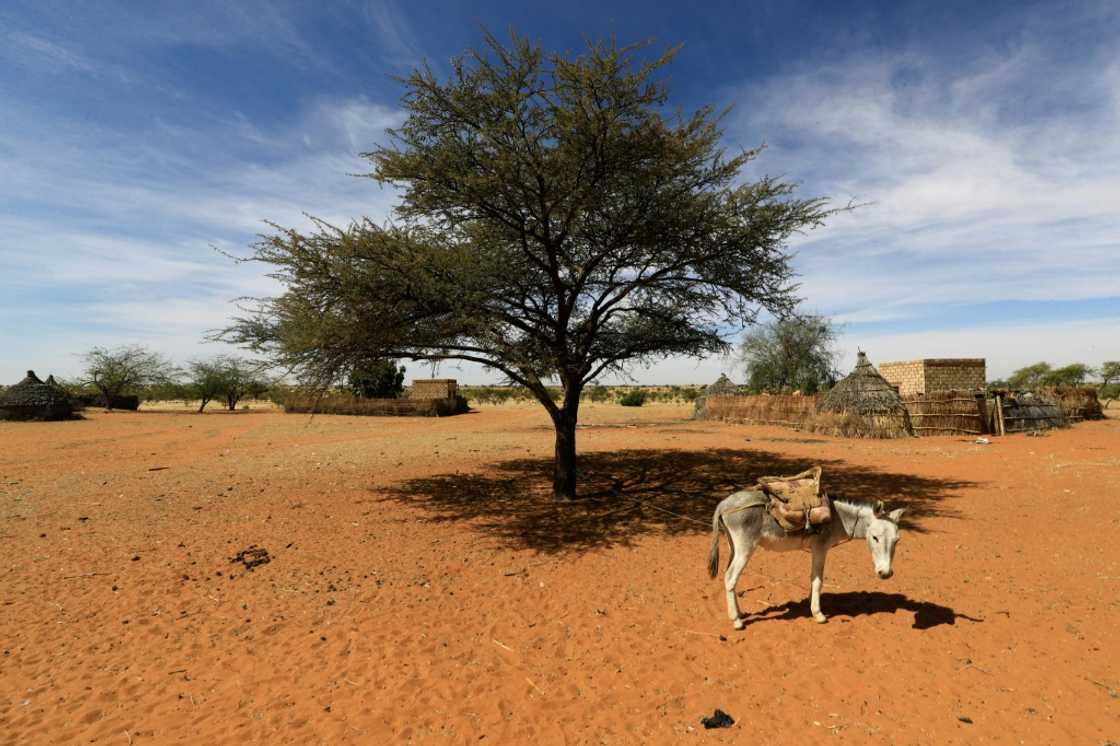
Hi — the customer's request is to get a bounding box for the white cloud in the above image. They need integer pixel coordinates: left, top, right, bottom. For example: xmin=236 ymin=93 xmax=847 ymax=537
xmin=0 ymin=95 xmax=406 ymax=382
xmin=734 ymin=39 xmax=1120 ymax=319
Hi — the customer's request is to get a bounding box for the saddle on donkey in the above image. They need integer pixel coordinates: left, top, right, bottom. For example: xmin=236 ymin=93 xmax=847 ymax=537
xmin=756 ymin=466 xmax=831 ymax=532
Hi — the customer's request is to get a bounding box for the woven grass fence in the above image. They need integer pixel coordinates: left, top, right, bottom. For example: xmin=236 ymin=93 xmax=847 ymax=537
xmin=697 ymin=394 xmax=915 ymax=438
xmin=698 ymin=394 xmax=821 ymax=428
xmin=803 ymin=411 xmax=914 ymax=439
xmin=1039 ymin=386 xmax=1103 ymax=422
xmin=282 ymin=396 xmax=464 ymax=417
xmin=902 ymin=391 xmax=988 ymax=436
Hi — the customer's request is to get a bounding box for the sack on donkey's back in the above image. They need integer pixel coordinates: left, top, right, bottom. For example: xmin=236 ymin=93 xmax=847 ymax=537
xmin=756 ymin=466 xmax=832 ymax=533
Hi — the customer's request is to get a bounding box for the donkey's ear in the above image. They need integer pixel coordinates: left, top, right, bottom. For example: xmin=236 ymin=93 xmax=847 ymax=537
xmin=874 ymin=500 xmax=885 ymax=516
xmin=888 ymin=507 xmax=906 ymax=523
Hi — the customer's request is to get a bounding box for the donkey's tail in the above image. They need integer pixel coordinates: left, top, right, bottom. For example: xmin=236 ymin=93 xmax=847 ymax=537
xmin=707 ymin=504 xmax=726 ymax=579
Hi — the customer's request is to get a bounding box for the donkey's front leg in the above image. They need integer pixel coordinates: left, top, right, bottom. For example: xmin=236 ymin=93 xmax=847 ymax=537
xmin=809 ymin=542 xmax=829 ymax=624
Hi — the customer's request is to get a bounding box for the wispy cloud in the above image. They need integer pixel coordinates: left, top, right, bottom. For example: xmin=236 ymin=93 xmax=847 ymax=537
xmin=2 ymin=1 xmax=1117 ymax=386
xmin=0 ymin=94 xmax=404 ymax=380
xmin=364 ymin=0 xmax=426 ymax=71
xmin=733 ymin=32 xmax=1120 ymax=322
xmin=7 ymin=31 xmax=99 ymax=74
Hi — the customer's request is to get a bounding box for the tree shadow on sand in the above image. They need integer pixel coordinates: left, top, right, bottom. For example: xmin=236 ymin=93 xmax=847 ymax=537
xmin=750 ymin=591 xmax=985 ymax=629
xmin=378 ymin=448 xmax=977 ymax=554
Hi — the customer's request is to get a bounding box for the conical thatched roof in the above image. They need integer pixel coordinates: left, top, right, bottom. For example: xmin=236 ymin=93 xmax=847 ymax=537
xmin=0 ymin=370 xmax=73 ymax=421
xmin=706 ymin=374 xmax=739 ymax=397
xmin=818 ymin=352 xmax=907 ymax=415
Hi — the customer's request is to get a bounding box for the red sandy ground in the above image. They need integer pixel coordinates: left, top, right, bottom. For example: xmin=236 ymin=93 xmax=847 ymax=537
xmin=1 ymin=403 xmax=1118 ymax=744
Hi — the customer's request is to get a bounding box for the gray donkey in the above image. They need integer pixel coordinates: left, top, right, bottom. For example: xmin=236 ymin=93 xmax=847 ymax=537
xmin=708 ymin=490 xmax=905 ymax=629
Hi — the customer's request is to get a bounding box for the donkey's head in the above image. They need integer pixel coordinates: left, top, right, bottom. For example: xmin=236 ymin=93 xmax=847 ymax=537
xmin=866 ymin=501 xmax=905 ymax=579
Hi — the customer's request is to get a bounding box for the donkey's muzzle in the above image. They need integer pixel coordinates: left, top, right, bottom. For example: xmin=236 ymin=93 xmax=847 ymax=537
xmin=877 ymin=569 xmax=893 ymax=580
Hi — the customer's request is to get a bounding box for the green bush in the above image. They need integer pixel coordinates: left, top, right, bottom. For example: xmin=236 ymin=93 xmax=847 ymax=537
xmin=585 ymin=385 xmax=612 ymax=403
xmin=619 ymin=390 xmax=646 ymax=407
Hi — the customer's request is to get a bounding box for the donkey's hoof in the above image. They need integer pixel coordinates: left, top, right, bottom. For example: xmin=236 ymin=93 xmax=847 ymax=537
xmin=732 ymin=618 xmax=746 ymax=630
xmin=814 ymin=614 xmax=828 ymax=624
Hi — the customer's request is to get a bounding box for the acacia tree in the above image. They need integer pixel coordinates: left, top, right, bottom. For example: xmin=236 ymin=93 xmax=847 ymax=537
xmin=1099 ymin=361 xmax=1120 ymax=408
xmin=346 ymin=358 xmax=406 ymax=399
xmin=1041 ymin=363 xmax=1094 ymax=387
xmin=187 ymin=359 xmax=227 ymax=412
xmin=222 ymin=34 xmax=836 ymax=498
xmin=80 ymin=345 xmax=178 ymax=410
xmin=187 ymin=357 xmax=268 ymax=412
xmin=1007 ymin=362 xmax=1052 ymax=389
xmin=739 ymin=314 xmax=838 ymax=393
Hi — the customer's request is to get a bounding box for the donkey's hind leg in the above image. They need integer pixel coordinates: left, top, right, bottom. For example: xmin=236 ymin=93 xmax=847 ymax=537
xmin=723 ymin=530 xmax=756 ymax=630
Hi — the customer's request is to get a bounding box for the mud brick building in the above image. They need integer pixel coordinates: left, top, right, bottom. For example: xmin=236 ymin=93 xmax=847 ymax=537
xmin=878 ymin=359 xmax=986 ymax=396
xmin=409 ymin=379 xmax=459 ymax=400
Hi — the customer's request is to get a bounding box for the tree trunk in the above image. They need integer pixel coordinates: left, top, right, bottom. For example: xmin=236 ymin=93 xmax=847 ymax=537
xmin=98 ymin=386 xmax=113 ymax=411
xmin=552 ymin=407 xmax=578 ymax=499
xmin=198 ymin=397 xmax=209 ymax=413
xmin=551 ymin=388 xmax=581 ymax=500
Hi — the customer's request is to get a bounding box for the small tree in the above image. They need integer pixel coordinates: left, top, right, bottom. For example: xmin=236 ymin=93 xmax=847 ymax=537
xmin=739 ymin=314 xmax=839 ymax=393
xmin=219 ymin=357 xmax=267 ymax=411
xmin=618 ymin=389 xmax=647 ymax=407
xmin=346 ymin=358 xmax=406 ymax=399
xmin=80 ymin=345 xmax=178 ymax=410
xmin=1099 ymin=361 xmax=1120 ymax=408
xmin=1007 ymin=362 xmax=1052 ymax=390
xmin=186 ymin=359 xmax=227 ymax=412
xmin=186 ymin=356 xmax=266 ymax=412
xmin=221 ymin=33 xmax=837 ymax=498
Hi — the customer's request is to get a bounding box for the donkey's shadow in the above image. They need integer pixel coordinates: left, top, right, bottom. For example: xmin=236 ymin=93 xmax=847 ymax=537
xmin=751 ymin=591 xmax=982 ymax=629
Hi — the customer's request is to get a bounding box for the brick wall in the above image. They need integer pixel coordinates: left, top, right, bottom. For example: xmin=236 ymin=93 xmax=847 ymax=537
xmin=409 ymin=379 xmax=459 ymax=400
xmin=879 ymin=361 xmax=924 ymax=396
xmin=880 ymin=359 xmax=985 ymax=395
xmin=922 ymin=359 xmax=985 ymax=392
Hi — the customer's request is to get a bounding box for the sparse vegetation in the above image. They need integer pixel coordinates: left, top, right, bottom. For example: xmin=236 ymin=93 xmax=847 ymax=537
xmin=618 ymin=390 xmax=646 ymax=407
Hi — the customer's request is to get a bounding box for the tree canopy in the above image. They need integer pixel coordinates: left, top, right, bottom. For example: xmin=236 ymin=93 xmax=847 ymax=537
xmin=80 ymin=345 xmax=178 ymax=410
xmin=186 ymin=359 xmax=228 ymax=413
xmin=738 ymin=314 xmax=839 ymax=394
xmin=346 ymin=358 xmax=405 ymax=399
xmin=1007 ymin=361 xmax=1096 ymax=389
xmin=1042 ymin=363 xmax=1094 ymax=387
xmin=222 ymin=33 xmax=837 ymax=497
xmin=1099 ymin=361 xmax=1119 ymax=407
xmin=186 ymin=356 xmax=267 ymax=412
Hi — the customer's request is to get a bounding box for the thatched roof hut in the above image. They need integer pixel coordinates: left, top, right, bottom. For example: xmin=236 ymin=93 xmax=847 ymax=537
xmin=0 ymin=370 xmax=73 ymax=421
xmin=813 ymin=352 xmax=913 ymax=438
xmin=706 ymin=374 xmax=740 ymax=397
xmin=996 ymin=391 xmax=1066 ymax=433
xmin=692 ymin=374 xmax=741 ymax=418
xmin=1039 ymin=386 xmax=1103 ymax=422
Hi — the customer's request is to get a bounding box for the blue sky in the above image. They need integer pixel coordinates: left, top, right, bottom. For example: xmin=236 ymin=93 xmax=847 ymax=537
xmin=1 ymin=0 xmax=1117 ymax=385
